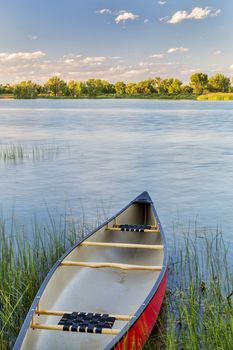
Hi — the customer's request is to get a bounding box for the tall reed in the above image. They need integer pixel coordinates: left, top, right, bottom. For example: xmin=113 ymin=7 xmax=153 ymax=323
xmin=0 ymin=215 xmax=232 ymax=349
xmin=0 ymin=213 xmax=87 ymax=349
xmin=0 ymin=144 xmax=63 ymax=162
xmin=145 ymin=228 xmax=233 ymax=349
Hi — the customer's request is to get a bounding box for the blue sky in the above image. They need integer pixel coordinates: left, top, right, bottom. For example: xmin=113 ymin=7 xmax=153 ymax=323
xmin=0 ymin=0 xmax=232 ymax=83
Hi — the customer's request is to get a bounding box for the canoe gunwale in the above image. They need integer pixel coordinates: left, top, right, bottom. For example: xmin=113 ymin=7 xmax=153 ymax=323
xmin=13 ymin=191 xmax=168 ymax=350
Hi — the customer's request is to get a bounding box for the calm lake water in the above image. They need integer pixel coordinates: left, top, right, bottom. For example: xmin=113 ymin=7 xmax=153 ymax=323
xmin=0 ymin=99 xmax=233 ymax=246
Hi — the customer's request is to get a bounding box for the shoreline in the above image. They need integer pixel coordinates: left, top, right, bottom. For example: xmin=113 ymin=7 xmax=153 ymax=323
xmin=1 ymin=93 xmax=233 ymax=101
xmin=0 ymin=94 xmax=196 ymax=100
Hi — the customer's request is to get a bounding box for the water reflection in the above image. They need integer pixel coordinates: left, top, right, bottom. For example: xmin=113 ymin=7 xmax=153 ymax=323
xmin=0 ymin=99 xmax=233 ymax=245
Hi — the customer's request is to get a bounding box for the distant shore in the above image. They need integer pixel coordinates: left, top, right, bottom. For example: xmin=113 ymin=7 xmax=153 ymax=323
xmin=1 ymin=73 xmax=233 ymax=101
xmin=1 ymin=93 xmax=233 ymax=101
xmin=0 ymin=93 xmax=197 ymax=100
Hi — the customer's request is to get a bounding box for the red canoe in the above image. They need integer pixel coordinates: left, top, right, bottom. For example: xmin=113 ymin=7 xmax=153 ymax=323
xmin=14 ymin=192 xmax=168 ymax=350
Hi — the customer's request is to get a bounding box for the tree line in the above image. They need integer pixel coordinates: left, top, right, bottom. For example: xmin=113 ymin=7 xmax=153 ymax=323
xmin=0 ymin=73 xmax=232 ymax=99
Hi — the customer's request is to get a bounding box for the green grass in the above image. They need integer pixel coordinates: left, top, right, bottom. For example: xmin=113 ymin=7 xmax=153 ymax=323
xmin=197 ymin=93 xmax=233 ymax=101
xmin=27 ymin=93 xmax=197 ymax=100
xmin=0 ymin=94 xmax=14 ymax=99
xmin=0 ymin=212 xmax=89 ymax=349
xmin=0 ymin=215 xmax=232 ymax=349
xmin=145 ymin=229 xmax=233 ymax=349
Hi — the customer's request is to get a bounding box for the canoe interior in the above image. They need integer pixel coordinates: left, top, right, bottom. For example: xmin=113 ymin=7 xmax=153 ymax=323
xmin=19 ymin=201 xmax=165 ymax=350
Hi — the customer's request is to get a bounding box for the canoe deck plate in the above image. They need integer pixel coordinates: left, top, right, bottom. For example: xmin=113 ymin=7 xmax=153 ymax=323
xmin=58 ymin=312 xmax=116 ymax=333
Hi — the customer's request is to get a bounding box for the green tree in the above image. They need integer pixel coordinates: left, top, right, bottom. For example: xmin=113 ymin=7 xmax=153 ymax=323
xmin=167 ymin=79 xmax=182 ymax=94
xmin=208 ymin=74 xmax=230 ymax=92
xmin=67 ymin=80 xmax=82 ymax=97
xmin=115 ymin=81 xmax=126 ymax=95
xmin=125 ymin=83 xmax=137 ymax=95
xmin=190 ymin=73 xmax=208 ymax=94
xmin=14 ymin=81 xmax=38 ymax=99
xmin=101 ymin=80 xmax=115 ymax=94
xmin=2 ymin=84 xmax=14 ymax=94
xmin=85 ymin=79 xmax=113 ymax=96
xmin=136 ymin=79 xmax=155 ymax=94
xmin=160 ymin=78 xmax=173 ymax=94
xmin=152 ymin=77 xmax=165 ymax=94
xmin=0 ymin=84 xmax=5 ymax=94
xmin=181 ymin=85 xmax=193 ymax=94
xmin=44 ymin=76 xmax=67 ymax=96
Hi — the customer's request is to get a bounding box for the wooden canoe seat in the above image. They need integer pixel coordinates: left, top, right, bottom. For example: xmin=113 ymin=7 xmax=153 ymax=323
xmin=31 ymin=311 xmax=126 ymax=335
xmin=106 ymin=224 xmax=160 ymax=233
xmin=114 ymin=224 xmax=157 ymax=229
xmin=60 ymin=261 xmax=162 ymax=271
xmin=58 ymin=311 xmax=115 ymax=332
xmin=81 ymin=242 xmax=164 ymax=250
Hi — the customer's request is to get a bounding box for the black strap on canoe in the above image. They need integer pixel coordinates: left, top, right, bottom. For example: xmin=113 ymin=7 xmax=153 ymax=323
xmin=118 ymin=224 xmax=153 ymax=232
xmin=58 ymin=312 xmax=115 ymax=333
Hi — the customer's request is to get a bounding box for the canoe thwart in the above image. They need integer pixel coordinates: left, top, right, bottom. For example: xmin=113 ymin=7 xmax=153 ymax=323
xmin=81 ymin=242 xmax=164 ymax=250
xmin=60 ymin=261 xmax=162 ymax=271
xmin=31 ymin=311 xmax=122 ymax=334
xmin=106 ymin=225 xmax=160 ymax=233
xmin=31 ymin=323 xmax=120 ymax=335
xmin=36 ymin=309 xmax=132 ymax=321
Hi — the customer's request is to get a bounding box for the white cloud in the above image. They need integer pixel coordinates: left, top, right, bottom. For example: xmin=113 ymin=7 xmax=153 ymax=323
xmin=181 ymin=68 xmax=200 ymax=75
xmin=149 ymin=54 xmax=164 ymax=59
xmin=79 ymin=56 xmax=121 ymax=66
xmin=28 ymin=35 xmax=37 ymax=41
xmin=158 ymin=1 xmax=166 ymax=5
xmin=50 ymin=72 xmax=61 ymax=76
xmin=82 ymin=56 xmax=106 ymax=63
xmin=115 ymin=11 xmax=139 ymax=24
xmin=159 ymin=16 xmax=169 ymax=22
xmin=0 ymin=51 xmax=46 ymax=62
xmin=124 ymin=68 xmax=149 ymax=76
xmin=164 ymin=7 xmax=221 ymax=24
xmin=96 ymin=9 xmax=112 ymax=15
xmin=144 ymin=19 xmax=149 ymax=23
xmin=167 ymin=47 xmax=189 ymax=53
xmin=213 ymin=50 xmax=222 ymax=55
xmin=65 ymin=59 xmax=75 ymax=64
xmin=0 ymin=51 xmax=212 ymax=84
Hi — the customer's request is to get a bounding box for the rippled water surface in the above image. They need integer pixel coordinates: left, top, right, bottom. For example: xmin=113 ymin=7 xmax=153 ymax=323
xmin=0 ymin=99 xmax=233 ymax=244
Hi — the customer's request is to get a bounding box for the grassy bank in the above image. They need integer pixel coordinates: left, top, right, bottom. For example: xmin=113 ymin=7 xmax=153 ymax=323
xmin=37 ymin=93 xmax=197 ymax=100
xmin=0 ymin=94 xmax=13 ymax=99
xmin=145 ymin=229 xmax=233 ymax=349
xmin=0 ymin=93 xmax=197 ymax=100
xmin=0 ymin=215 xmax=232 ymax=349
xmin=197 ymin=93 xmax=233 ymax=101
xmin=0 ymin=213 xmax=88 ymax=349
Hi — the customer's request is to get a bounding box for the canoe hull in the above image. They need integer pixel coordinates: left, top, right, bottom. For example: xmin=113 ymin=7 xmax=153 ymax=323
xmin=114 ymin=267 xmax=168 ymax=350
xmin=14 ymin=192 xmax=168 ymax=350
